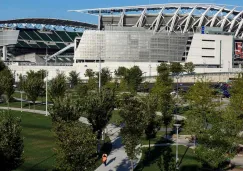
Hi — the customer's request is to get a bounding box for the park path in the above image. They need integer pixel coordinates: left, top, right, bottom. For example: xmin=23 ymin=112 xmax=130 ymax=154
xmin=0 ymin=107 xmax=142 ymax=171
xmin=95 ymin=124 xmax=142 ymax=171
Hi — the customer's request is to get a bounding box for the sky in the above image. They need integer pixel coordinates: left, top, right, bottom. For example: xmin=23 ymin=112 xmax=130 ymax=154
xmin=0 ymin=0 xmax=242 ymax=24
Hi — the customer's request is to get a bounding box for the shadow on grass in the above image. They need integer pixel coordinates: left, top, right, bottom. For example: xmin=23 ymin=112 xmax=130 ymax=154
xmin=21 ymin=122 xmax=52 ymax=130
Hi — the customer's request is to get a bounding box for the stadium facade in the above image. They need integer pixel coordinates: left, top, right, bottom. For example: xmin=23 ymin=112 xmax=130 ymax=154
xmin=1 ymin=3 xmax=243 ymax=79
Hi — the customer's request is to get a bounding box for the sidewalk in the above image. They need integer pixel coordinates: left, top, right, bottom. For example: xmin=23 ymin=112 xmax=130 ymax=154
xmin=95 ymin=124 xmax=142 ymax=171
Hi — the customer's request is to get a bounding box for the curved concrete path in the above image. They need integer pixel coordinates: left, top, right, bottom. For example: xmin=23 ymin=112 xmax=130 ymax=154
xmin=0 ymin=107 xmax=142 ymax=171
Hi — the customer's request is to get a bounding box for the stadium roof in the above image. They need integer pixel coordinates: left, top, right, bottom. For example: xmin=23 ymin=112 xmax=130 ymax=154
xmin=69 ymin=3 xmax=243 ymax=14
xmin=0 ymin=18 xmax=97 ymax=31
xmin=70 ymin=3 xmax=243 ymax=38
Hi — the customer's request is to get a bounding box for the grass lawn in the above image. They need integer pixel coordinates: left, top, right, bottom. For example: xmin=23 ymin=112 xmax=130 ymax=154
xmin=109 ymin=110 xmax=122 ymax=124
xmin=0 ymin=101 xmax=49 ymax=111
xmin=0 ymin=110 xmax=112 ymax=171
xmin=6 ymin=110 xmax=56 ymax=171
xmin=141 ymin=131 xmax=172 ymax=145
xmin=135 ymin=145 xmax=202 ymax=171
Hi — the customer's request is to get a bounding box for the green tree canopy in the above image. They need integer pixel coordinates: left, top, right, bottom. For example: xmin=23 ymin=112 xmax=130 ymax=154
xmin=170 ymin=62 xmax=183 ymax=76
xmin=84 ymin=69 xmax=95 ymax=78
xmin=96 ymin=67 xmax=112 ymax=87
xmin=184 ymin=62 xmax=195 ymax=74
xmin=118 ymin=94 xmax=148 ymax=170
xmin=124 ymin=66 xmax=143 ymax=92
xmin=49 ymin=96 xmax=83 ymax=123
xmin=22 ymin=70 xmax=45 ymax=108
xmin=114 ymin=66 xmax=127 ymax=77
xmin=53 ymin=121 xmax=97 ymax=171
xmin=0 ymin=111 xmax=24 ymax=171
xmin=0 ymin=68 xmax=15 ymax=104
xmin=48 ymin=73 xmax=67 ymax=101
xmin=68 ymin=71 xmax=79 ymax=88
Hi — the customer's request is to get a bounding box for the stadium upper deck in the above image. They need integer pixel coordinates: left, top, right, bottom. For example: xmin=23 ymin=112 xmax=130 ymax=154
xmin=70 ymin=3 xmax=243 ymax=38
xmin=0 ymin=18 xmax=97 ymax=63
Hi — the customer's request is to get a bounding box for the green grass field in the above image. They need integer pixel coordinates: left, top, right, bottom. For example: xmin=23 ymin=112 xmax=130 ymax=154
xmin=6 ymin=110 xmax=56 ymax=171
xmin=135 ymin=146 xmax=202 ymax=171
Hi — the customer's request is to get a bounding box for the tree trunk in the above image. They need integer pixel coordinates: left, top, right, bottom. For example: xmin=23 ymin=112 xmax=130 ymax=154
xmin=148 ymin=138 xmax=151 ymax=156
xmin=165 ymin=125 xmax=168 ymax=139
xmin=131 ymin=159 xmax=134 ymax=171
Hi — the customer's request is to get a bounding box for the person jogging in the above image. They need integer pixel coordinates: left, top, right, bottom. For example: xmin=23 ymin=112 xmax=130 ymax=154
xmin=102 ymin=153 xmax=108 ymax=166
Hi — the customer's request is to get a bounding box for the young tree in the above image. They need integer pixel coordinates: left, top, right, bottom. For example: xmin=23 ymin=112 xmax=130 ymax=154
xmin=48 ymin=73 xmax=67 ymax=101
xmin=184 ymin=62 xmax=195 ymax=74
xmin=152 ymin=64 xmax=174 ymax=138
xmin=114 ymin=66 xmax=127 ymax=78
xmin=22 ymin=70 xmax=45 ymax=109
xmin=170 ymin=62 xmax=183 ymax=76
xmin=49 ymin=96 xmax=83 ymax=122
xmin=118 ymin=94 xmax=148 ymax=170
xmin=84 ymin=89 xmax=115 ymax=152
xmin=144 ymin=95 xmax=161 ymax=155
xmin=157 ymin=147 xmax=176 ymax=171
xmin=0 ymin=111 xmax=24 ymax=171
xmin=0 ymin=60 xmax=6 ymax=71
xmin=84 ymin=68 xmax=95 ymax=78
xmin=96 ymin=67 xmax=112 ymax=87
xmin=68 ymin=71 xmax=79 ymax=88
xmin=54 ymin=121 xmax=97 ymax=171
xmin=124 ymin=66 xmax=143 ymax=92
xmin=0 ymin=68 xmax=15 ymax=105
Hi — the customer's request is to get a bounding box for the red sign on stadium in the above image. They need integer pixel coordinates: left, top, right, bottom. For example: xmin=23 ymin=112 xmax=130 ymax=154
xmin=235 ymin=41 xmax=243 ymax=59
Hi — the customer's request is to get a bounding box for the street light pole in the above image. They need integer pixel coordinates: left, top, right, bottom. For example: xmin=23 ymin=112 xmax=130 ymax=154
xmin=174 ymin=124 xmax=181 ymax=169
xmin=99 ymin=56 xmax=101 ymax=93
xmin=45 ymin=48 xmax=48 ymax=116
xmin=21 ymin=91 xmax=23 ymax=113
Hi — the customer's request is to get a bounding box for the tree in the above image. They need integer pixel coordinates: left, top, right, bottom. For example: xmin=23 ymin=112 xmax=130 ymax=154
xmin=228 ymin=73 xmax=243 ymax=118
xmin=96 ymin=67 xmax=112 ymax=87
xmin=49 ymin=96 xmax=83 ymax=123
xmin=23 ymin=70 xmax=45 ymax=108
xmin=114 ymin=66 xmax=127 ymax=77
xmin=144 ymin=95 xmax=161 ymax=155
xmin=84 ymin=89 xmax=115 ymax=152
xmin=68 ymin=71 xmax=79 ymax=88
xmin=170 ymin=62 xmax=183 ymax=76
xmin=53 ymin=121 xmax=97 ymax=171
xmin=0 ymin=111 xmax=24 ymax=171
xmin=124 ymin=66 xmax=143 ymax=92
xmin=0 ymin=68 xmax=15 ymax=105
xmin=184 ymin=62 xmax=195 ymax=74
xmin=157 ymin=147 xmax=176 ymax=171
xmin=48 ymin=73 xmax=67 ymax=101
xmin=0 ymin=60 xmax=6 ymax=71
xmin=84 ymin=69 xmax=95 ymax=78
xmin=118 ymin=94 xmax=148 ymax=170
xmin=184 ymin=79 xmax=242 ymax=169
xmin=152 ymin=64 xmax=174 ymax=138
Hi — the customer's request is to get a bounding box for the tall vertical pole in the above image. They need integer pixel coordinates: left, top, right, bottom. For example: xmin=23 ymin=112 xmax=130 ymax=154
xmin=99 ymin=56 xmax=101 ymax=93
xmin=45 ymin=48 xmax=48 ymax=116
xmin=21 ymin=91 xmax=23 ymax=113
xmin=176 ymin=126 xmax=179 ymax=164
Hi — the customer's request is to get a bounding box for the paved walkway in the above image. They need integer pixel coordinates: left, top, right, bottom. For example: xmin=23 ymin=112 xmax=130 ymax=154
xmin=95 ymin=124 xmax=142 ymax=171
xmin=0 ymin=107 xmax=142 ymax=171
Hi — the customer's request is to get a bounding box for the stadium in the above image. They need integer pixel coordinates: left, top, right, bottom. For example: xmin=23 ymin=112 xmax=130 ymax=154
xmin=1 ymin=3 xmax=243 ymax=79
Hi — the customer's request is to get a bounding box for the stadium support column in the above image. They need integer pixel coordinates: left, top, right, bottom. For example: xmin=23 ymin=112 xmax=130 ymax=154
xmin=98 ymin=9 xmax=102 ymax=30
xmin=2 ymin=45 xmax=7 ymax=61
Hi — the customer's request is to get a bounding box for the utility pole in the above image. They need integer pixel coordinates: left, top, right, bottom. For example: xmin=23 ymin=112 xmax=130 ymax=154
xmin=174 ymin=124 xmax=181 ymax=169
xmin=99 ymin=56 xmax=101 ymax=93
xmin=45 ymin=48 xmax=48 ymax=116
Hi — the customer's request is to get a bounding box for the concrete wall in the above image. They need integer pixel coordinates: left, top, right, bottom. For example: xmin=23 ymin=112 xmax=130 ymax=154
xmin=187 ymin=33 xmax=233 ymax=72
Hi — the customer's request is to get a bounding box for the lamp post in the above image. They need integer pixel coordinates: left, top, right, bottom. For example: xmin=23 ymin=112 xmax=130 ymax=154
xmin=174 ymin=123 xmax=181 ymax=169
xmin=99 ymin=56 xmax=101 ymax=93
xmin=20 ymin=91 xmax=23 ymax=113
xmin=45 ymin=48 xmax=48 ymax=116
xmin=175 ymin=73 xmax=183 ymax=115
